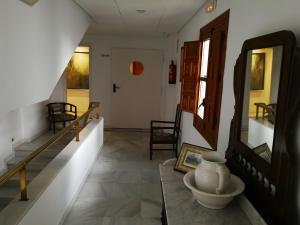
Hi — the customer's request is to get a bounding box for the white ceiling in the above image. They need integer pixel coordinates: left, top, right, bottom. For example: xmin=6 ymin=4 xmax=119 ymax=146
xmin=74 ymin=0 xmax=206 ymax=37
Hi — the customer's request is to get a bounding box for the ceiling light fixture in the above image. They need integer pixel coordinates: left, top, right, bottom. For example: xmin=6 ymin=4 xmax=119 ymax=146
xmin=205 ymin=0 xmax=217 ymax=13
xmin=136 ymin=9 xmax=146 ymax=14
xmin=20 ymin=0 xmax=39 ymax=6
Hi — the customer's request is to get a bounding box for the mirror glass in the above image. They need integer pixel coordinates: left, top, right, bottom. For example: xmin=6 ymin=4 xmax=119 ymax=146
xmin=240 ymin=46 xmax=283 ymax=163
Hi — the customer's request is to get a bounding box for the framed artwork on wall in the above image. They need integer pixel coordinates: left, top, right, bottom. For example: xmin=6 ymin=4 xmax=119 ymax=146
xmin=66 ymin=50 xmax=90 ymax=89
xmin=251 ymin=53 xmax=265 ymax=90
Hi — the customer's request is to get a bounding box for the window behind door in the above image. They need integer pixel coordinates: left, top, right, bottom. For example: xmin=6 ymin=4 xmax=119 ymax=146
xmin=180 ymin=10 xmax=230 ymax=149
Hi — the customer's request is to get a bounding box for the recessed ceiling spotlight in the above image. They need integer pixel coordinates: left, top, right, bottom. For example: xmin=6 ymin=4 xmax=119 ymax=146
xmin=136 ymin=9 xmax=146 ymax=13
xmin=20 ymin=0 xmax=39 ymax=6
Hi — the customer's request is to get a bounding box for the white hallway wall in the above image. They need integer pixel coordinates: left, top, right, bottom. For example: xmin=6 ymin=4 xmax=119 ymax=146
xmin=0 ymin=0 xmax=91 ymax=117
xmin=77 ymin=34 xmax=178 ymax=127
xmin=0 ymin=0 xmax=91 ymax=171
xmin=171 ymin=0 xmax=300 ymax=155
xmin=50 ymin=73 xmax=67 ymax=103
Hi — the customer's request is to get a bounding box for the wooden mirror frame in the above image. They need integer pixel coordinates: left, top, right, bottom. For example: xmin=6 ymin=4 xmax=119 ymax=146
xmin=226 ymin=30 xmax=300 ymax=225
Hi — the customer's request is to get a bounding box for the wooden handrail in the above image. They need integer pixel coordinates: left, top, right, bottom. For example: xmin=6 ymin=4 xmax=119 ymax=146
xmin=0 ymin=102 xmax=100 ymax=200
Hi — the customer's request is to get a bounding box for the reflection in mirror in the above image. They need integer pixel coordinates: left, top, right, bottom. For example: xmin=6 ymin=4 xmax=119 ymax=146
xmin=240 ymin=46 xmax=283 ymax=163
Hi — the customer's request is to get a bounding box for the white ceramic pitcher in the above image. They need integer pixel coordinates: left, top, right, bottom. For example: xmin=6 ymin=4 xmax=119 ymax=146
xmin=194 ymin=152 xmax=231 ymax=194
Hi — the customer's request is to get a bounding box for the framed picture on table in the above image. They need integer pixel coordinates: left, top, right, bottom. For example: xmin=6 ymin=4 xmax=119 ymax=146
xmin=253 ymin=143 xmax=271 ymax=163
xmin=174 ymin=143 xmax=212 ymax=173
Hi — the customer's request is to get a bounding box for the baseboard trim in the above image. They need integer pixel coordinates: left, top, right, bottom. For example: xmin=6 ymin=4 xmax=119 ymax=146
xmin=21 ymin=128 xmax=49 ymax=144
xmin=105 ymin=127 xmax=150 ymax=132
xmin=1 ymin=128 xmax=48 ymax=173
xmin=12 ymin=139 xmax=25 ymax=149
xmin=11 ymin=128 xmax=48 ymax=149
xmin=2 ymin=152 xmax=16 ymax=173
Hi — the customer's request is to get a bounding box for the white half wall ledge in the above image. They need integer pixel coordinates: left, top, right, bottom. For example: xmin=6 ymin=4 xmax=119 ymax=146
xmin=20 ymin=0 xmax=39 ymax=6
xmin=0 ymin=118 xmax=104 ymax=225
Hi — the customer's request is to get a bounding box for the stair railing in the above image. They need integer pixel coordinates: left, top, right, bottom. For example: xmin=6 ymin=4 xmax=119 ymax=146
xmin=0 ymin=102 xmax=101 ymax=201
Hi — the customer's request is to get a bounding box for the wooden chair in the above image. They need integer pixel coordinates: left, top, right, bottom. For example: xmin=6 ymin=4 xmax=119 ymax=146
xmin=150 ymin=104 xmax=182 ymax=160
xmin=47 ymin=102 xmax=77 ymax=133
xmin=266 ymin=103 xmax=277 ymax=124
xmin=254 ymin=102 xmax=277 ymax=124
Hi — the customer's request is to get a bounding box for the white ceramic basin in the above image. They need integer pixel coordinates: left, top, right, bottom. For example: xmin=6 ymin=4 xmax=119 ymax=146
xmin=183 ymin=171 xmax=245 ymax=209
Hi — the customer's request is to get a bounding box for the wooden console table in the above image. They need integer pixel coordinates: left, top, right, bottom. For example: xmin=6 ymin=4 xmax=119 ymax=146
xmin=159 ymin=161 xmax=254 ymax=225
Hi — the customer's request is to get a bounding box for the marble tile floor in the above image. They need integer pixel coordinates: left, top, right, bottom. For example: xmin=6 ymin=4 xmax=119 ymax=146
xmin=62 ymin=130 xmax=175 ymax=225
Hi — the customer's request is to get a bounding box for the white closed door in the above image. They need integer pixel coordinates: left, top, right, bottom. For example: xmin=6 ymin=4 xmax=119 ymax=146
xmin=111 ymin=48 xmax=163 ymax=128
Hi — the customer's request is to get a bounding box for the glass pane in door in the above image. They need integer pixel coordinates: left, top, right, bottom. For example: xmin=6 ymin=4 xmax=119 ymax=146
xmin=197 ymin=81 xmax=207 ymax=119
xmin=200 ymin=39 xmax=210 ymax=78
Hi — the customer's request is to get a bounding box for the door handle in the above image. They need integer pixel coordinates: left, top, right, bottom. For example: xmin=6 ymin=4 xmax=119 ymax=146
xmin=113 ymin=83 xmax=120 ymax=93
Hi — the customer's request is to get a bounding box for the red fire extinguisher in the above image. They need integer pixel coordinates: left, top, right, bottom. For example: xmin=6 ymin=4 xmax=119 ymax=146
xmin=169 ymin=60 xmax=176 ymax=84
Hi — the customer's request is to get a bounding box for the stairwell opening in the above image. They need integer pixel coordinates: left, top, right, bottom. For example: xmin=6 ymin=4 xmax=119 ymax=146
xmin=66 ymin=46 xmax=90 ymax=116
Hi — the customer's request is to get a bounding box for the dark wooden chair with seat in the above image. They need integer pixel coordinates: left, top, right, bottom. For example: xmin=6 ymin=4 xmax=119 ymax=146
xmin=47 ymin=102 xmax=77 ymax=133
xmin=150 ymin=104 xmax=182 ymax=160
xmin=265 ymin=103 xmax=277 ymax=124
